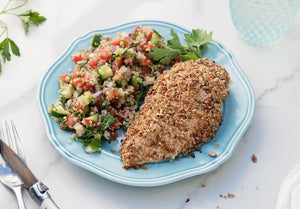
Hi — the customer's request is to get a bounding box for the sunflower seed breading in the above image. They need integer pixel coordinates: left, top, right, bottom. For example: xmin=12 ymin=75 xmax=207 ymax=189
xmin=120 ymin=58 xmax=230 ymax=169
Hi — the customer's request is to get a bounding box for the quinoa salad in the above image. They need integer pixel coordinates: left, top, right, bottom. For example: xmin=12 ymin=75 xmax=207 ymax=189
xmin=49 ymin=26 xmax=171 ymax=152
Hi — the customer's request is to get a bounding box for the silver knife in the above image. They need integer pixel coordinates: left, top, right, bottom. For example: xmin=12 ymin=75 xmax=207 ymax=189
xmin=0 ymin=139 xmax=59 ymax=209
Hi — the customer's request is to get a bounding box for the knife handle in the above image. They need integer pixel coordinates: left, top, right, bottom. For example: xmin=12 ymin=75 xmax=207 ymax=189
xmin=41 ymin=197 xmax=59 ymax=209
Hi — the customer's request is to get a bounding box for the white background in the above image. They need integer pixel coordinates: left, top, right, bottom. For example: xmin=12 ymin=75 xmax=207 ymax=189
xmin=0 ymin=0 xmax=300 ymax=208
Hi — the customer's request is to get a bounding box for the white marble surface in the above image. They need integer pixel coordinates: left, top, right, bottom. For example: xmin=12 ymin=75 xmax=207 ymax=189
xmin=0 ymin=0 xmax=300 ymax=208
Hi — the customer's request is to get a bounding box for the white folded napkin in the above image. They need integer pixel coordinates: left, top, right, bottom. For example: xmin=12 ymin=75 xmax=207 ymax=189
xmin=276 ymin=162 xmax=300 ymax=209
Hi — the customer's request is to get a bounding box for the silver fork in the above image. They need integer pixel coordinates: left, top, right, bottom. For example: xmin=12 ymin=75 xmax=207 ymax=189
xmin=0 ymin=120 xmax=26 ymax=209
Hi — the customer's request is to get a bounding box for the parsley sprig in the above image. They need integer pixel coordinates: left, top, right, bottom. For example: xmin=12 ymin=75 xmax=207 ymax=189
xmin=82 ymin=113 xmax=116 ymax=152
xmin=148 ymin=29 xmax=213 ymax=65
xmin=0 ymin=0 xmax=46 ymax=74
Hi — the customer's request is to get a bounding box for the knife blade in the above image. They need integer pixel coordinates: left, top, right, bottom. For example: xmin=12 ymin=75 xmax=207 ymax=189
xmin=0 ymin=139 xmax=59 ymax=209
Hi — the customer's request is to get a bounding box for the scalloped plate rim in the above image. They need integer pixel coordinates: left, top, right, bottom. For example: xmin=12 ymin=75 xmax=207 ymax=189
xmin=37 ymin=20 xmax=255 ymax=187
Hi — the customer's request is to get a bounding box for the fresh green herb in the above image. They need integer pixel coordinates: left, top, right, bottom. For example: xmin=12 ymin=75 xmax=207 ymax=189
xmin=100 ymin=113 xmax=116 ymax=133
xmin=102 ymin=98 xmax=108 ymax=110
xmin=131 ymin=34 xmax=137 ymax=40
xmin=115 ymin=80 xmax=122 ymax=88
xmin=91 ymin=34 xmax=102 ymax=48
xmin=148 ymin=29 xmax=212 ymax=65
xmin=0 ymin=38 xmax=19 ymax=65
xmin=76 ymin=60 xmax=88 ymax=67
xmin=18 ymin=10 xmax=46 ymax=34
xmin=127 ymin=52 xmax=133 ymax=57
xmin=90 ymin=137 xmax=102 ymax=152
xmin=184 ymin=29 xmax=213 ymax=58
xmin=59 ymin=96 xmax=67 ymax=104
xmin=83 ymin=129 xmax=94 ymax=139
xmin=82 ymin=129 xmax=103 ymax=152
xmin=0 ymin=0 xmax=46 ymax=74
xmin=91 ymin=97 xmax=101 ymax=105
xmin=134 ymin=86 xmax=149 ymax=109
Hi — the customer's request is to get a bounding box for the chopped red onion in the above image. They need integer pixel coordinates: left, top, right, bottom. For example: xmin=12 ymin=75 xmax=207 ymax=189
xmin=111 ymin=45 xmax=117 ymax=51
xmin=94 ymin=91 xmax=104 ymax=99
xmin=128 ymin=33 xmax=132 ymax=38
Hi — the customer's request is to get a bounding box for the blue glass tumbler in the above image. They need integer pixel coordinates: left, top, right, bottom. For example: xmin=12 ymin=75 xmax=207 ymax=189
xmin=230 ymin=0 xmax=300 ymax=45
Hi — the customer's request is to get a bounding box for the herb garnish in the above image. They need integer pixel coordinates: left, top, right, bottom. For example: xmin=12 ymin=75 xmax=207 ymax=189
xmin=0 ymin=0 xmax=46 ymax=74
xmin=148 ymin=29 xmax=212 ymax=65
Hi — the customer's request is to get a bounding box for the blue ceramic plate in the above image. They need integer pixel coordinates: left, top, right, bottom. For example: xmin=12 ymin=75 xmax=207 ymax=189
xmin=38 ymin=20 xmax=255 ymax=187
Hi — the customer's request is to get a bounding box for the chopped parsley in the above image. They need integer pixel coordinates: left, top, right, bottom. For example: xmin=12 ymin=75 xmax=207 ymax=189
xmin=148 ymin=29 xmax=212 ymax=65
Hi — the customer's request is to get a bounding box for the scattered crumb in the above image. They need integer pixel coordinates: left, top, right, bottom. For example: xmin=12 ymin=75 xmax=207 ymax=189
xmin=195 ymin=145 xmax=201 ymax=151
xmin=140 ymin=165 xmax=148 ymax=170
xmin=175 ymin=156 xmax=181 ymax=161
xmin=252 ymin=154 xmax=257 ymax=163
xmin=111 ymin=149 xmax=116 ymax=153
xmin=213 ymin=139 xmax=218 ymax=142
xmin=201 ymin=184 xmax=206 ymax=188
xmin=241 ymin=186 xmax=245 ymax=189
xmin=217 ymin=206 xmax=219 ymax=209
xmin=220 ymin=193 xmax=235 ymax=199
xmin=228 ymin=193 xmax=235 ymax=198
xmin=214 ymin=143 xmax=220 ymax=148
xmin=190 ymin=153 xmax=195 ymax=158
xmin=186 ymin=198 xmax=190 ymax=203
xmin=68 ymin=68 xmax=72 ymax=72
xmin=70 ymin=134 xmax=76 ymax=139
xmin=255 ymin=187 xmax=259 ymax=190
xmin=67 ymin=140 xmax=72 ymax=144
xmin=209 ymin=152 xmax=217 ymax=157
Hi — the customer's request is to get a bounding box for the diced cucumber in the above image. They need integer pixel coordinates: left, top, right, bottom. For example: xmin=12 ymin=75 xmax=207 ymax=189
xmin=81 ymin=91 xmax=93 ymax=106
xmin=59 ymin=84 xmax=75 ymax=99
xmin=98 ymin=63 xmax=113 ymax=80
xmin=85 ymin=113 xmax=99 ymax=122
xmin=50 ymin=104 xmax=68 ymax=118
xmin=114 ymin=47 xmax=126 ymax=56
xmin=151 ymin=30 xmax=162 ymax=44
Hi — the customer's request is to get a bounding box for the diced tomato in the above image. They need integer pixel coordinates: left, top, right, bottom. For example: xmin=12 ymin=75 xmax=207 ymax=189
xmin=111 ymin=39 xmax=120 ymax=45
xmin=109 ymin=130 xmax=118 ymax=140
xmin=145 ymin=31 xmax=153 ymax=40
xmin=122 ymin=37 xmax=131 ymax=47
xmin=159 ymin=66 xmax=166 ymax=74
xmin=99 ymin=50 xmax=111 ymax=62
xmin=143 ymin=26 xmax=153 ymax=40
xmin=83 ymin=119 xmax=96 ymax=128
xmin=76 ymin=102 xmax=85 ymax=111
xmin=142 ymin=43 xmax=154 ymax=51
xmin=66 ymin=113 xmax=77 ymax=127
xmin=139 ymin=55 xmax=153 ymax=66
xmin=88 ymin=59 xmax=98 ymax=69
xmin=60 ymin=123 xmax=72 ymax=131
xmin=112 ymin=57 xmax=123 ymax=71
xmin=106 ymin=88 xmax=119 ymax=102
xmin=141 ymin=66 xmax=151 ymax=75
xmin=133 ymin=26 xmax=141 ymax=35
xmin=83 ymin=78 xmax=91 ymax=91
xmin=71 ymin=78 xmax=84 ymax=88
xmin=73 ymin=56 xmax=84 ymax=64
xmin=132 ymin=86 xmax=138 ymax=95
xmin=60 ymin=74 xmax=69 ymax=83
xmin=174 ymin=55 xmax=182 ymax=62
xmin=72 ymin=73 xmax=78 ymax=79
xmin=94 ymin=100 xmax=102 ymax=109
xmin=117 ymin=57 xmax=123 ymax=68
xmin=109 ymin=117 xmax=122 ymax=131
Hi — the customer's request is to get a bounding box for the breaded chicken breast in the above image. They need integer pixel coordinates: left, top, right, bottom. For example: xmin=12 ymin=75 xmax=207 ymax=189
xmin=120 ymin=58 xmax=230 ymax=169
